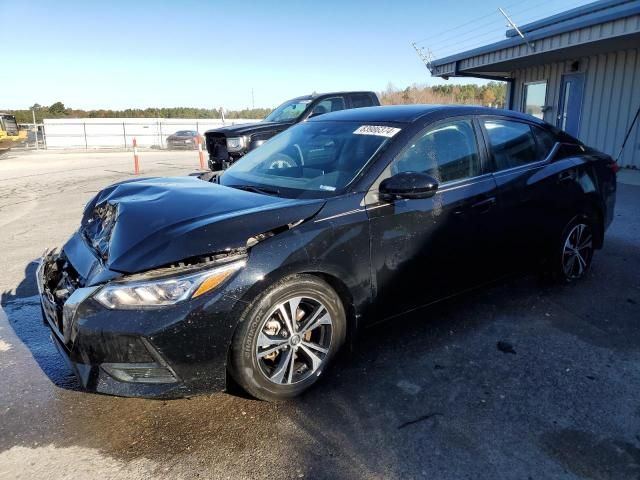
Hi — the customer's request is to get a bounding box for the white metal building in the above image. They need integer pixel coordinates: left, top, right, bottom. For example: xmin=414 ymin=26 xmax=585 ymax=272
xmin=429 ymin=0 xmax=640 ymax=168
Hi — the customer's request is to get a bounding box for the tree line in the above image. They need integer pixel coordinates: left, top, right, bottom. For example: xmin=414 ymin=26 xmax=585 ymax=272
xmin=6 ymin=82 xmax=507 ymax=123
xmin=7 ymin=103 xmax=272 ymax=123
xmin=379 ymin=82 xmax=507 ymax=107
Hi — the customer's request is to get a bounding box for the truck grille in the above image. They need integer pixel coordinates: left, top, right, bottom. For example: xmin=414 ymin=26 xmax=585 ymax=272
xmin=206 ymin=134 xmax=229 ymax=162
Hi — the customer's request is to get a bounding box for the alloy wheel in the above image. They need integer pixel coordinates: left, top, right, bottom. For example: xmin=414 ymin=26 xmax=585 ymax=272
xmin=255 ymin=296 xmax=333 ymax=385
xmin=562 ymin=223 xmax=593 ymax=280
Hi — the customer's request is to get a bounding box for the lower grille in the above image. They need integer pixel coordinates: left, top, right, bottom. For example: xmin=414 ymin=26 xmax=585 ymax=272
xmin=38 ymin=251 xmax=87 ymax=344
xmin=206 ymin=134 xmax=229 ymax=162
xmin=101 ymin=363 xmax=177 ymax=383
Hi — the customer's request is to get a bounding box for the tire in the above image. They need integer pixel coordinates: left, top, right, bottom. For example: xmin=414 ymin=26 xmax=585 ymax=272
xmin=550 ymin=214 xmax=596 ymax=283
xmin=228 ymin=274 xmax=346 ymax=401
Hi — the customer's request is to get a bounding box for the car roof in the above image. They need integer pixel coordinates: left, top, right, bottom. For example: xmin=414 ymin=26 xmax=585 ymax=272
xmin=308 ymin=104 xmax=547 ymax=125
xmin=288 ymin=91 xmax=377 ymax=102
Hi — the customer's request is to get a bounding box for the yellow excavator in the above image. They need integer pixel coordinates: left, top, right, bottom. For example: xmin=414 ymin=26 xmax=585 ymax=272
xmin=0 ymin=113 xmax=27 ymax=154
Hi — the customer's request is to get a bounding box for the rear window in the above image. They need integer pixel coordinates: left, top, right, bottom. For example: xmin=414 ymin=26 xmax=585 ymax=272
xmin=483 ymin=119 xmax=540 ymax=171
xmin=532 ymin=126 xmax=557 ymax=158
xmin=350 ymin=94 xmax=375 ymax=108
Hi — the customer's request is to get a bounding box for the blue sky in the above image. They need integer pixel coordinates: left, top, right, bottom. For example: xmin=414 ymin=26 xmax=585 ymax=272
xmin=2 ymin=0 xmax=591 ymax=110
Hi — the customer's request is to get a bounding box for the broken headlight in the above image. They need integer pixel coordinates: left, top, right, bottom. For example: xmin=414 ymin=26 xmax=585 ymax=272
xmin=93 ymin=260 xmax=245 ymax=309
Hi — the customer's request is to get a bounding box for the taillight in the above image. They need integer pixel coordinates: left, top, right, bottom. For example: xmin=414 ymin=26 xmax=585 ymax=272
xmin=607 ymin=160 xmax=620 ymax=174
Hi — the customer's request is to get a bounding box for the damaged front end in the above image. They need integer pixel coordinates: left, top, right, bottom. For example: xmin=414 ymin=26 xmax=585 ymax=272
xmin=37 ymin=249 xmax=95 ymax=345
xmin=37 ymin=176 xmax=326 ymax=397
xmin=37 ymin=249 xmax=183 ymax=395
xmin=37 ymin=245 xmax=252 ymax=397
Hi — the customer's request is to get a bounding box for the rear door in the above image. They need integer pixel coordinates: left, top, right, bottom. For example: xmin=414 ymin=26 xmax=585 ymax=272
xmin=366 ymin=117 xmax=501 ymax=317
xmin=480 ymin=117 xmax=580 ymax=270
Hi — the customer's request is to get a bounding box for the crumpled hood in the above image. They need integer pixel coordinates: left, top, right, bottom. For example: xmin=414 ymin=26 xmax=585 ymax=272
xmin=80 ymin=176 xmax=324 ymax=273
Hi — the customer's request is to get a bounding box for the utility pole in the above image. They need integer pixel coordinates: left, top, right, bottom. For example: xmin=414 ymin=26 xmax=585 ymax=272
xmin=499 ymin=7 xmax=535 ymax=51
xmin=411 ymin=42 xmax=434 ymax=71
xmin=32 ymin=108 xmax=39 ymax=150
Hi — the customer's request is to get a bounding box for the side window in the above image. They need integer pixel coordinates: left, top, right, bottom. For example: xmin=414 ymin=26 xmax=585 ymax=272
xmin=350 ymin=94 xmax=374 ymax=108
xmin=391 ymin=119 xmax=481 ymax=183
xmin=532 ymin=126 xmax=557 ymax=158
xmin=311 ymin=97 xmax=346 ymax=117
xmin=483 ymin=119 xmax=540 ymax=170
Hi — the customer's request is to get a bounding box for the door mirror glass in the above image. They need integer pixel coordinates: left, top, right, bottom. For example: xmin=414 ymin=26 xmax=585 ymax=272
xmin=379 ymin=172 xmax=439 ymax=200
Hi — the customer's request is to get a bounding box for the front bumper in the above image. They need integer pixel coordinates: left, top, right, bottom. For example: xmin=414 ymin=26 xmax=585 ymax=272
xmin=37 ymin=249 xmax=241 ymax=398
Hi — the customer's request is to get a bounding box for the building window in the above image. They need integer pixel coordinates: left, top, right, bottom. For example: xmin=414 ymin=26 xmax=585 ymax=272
xmin=523 ymin=81 xmax=548 ymax=119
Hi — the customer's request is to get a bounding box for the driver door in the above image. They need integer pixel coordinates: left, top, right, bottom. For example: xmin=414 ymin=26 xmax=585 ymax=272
xmin=366 ymin=118 xmax=501 ymax=318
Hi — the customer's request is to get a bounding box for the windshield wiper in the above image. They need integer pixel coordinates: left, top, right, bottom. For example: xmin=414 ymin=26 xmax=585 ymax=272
xmin=231 ymin=184 xmax=281 ymax=196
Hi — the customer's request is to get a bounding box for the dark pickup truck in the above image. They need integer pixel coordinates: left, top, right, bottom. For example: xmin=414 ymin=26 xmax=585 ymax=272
xmin=205 ymin=91 xmax=380 ymax=170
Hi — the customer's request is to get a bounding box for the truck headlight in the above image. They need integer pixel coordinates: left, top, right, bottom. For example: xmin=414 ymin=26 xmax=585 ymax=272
xmin=226 ymin=137 xmax=246 ymax=152
xmin=94 ymin=260 xmax=245 ymax=309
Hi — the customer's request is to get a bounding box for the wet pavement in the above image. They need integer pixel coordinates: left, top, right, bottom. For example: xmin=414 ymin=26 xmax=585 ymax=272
xmin=1 ymin=152 xmax=639 ymax=479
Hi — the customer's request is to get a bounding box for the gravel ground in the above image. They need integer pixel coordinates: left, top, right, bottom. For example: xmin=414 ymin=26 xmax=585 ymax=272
xmin=1 ymin=151 xmax=639 ymax=480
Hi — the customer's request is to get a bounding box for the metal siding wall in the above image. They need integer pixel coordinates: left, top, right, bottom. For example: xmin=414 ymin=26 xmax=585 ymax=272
xmin=447 ymin=14 xmax=640 ymax=75
xmin=582 ymin=48 xmax=640 ymax=167
xmin=511 ymin=47 xmax=640 ymax=167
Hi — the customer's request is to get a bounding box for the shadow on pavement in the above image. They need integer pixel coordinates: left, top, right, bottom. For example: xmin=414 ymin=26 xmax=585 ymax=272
xmin=1 ymin=259 xmax=82 ymax=391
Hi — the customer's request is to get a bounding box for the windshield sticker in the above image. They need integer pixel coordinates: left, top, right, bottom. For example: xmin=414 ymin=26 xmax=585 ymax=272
xmin=319 ymin=185 xmax=336 ymax=191
xmin=353 ymin=125 xmax=401 ymax=138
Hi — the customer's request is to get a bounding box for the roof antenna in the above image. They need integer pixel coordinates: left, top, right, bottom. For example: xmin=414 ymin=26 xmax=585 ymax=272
xmin=499 ymin=7 xmax=535 ymax=51
xmin=411 ymin=42 xmax=434 ymax=71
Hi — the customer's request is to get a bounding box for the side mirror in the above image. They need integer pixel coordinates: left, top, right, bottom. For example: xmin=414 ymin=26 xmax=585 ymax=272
xmin=379 ymin=171 xmax=439 ymax=200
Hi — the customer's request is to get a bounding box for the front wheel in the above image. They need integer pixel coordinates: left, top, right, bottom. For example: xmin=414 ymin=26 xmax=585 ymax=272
xmin=228 ymin=275 xmax=346 ymax=401
xmin=553 ymin=215 xmax=595 ymax=283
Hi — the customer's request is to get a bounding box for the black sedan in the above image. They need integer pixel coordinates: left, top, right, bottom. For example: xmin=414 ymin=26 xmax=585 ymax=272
xmin=38 ymin=105 xmax=617 ymax=400
xmin=166 ymin=130 xmax=202 ymax=149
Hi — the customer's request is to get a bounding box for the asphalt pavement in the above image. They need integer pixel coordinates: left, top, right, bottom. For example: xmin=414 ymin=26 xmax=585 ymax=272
xmin=1 ymin=151 xmax=639 ymax=479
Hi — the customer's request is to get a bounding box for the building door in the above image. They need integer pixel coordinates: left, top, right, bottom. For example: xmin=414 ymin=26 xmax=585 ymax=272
xmin=557 ymin=72 xmax=585 ymax=136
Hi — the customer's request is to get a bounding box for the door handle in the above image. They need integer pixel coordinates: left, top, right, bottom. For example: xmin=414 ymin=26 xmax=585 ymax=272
xmin=558 ymin=171 xmax=574 ymax=183
xmin=471 ymin=197 xmax=496 ymax=212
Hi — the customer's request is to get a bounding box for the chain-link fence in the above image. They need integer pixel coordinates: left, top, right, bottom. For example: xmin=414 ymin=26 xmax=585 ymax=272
xmin=17 ymin=118 xmax=261 ymax=151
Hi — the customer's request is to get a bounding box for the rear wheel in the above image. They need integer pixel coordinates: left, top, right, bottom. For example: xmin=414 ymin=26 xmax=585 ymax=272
xmin=228 ymin=275 xmax=346 ymax=401
xmin=552 ymin=215 xmax=595 ymax=283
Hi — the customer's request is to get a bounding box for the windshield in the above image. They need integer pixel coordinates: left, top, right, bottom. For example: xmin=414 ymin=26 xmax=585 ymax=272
xmin=220 ymin=121 xmax=400 ymax=198
xmin=175 ymin=130 xmax=195 ymax=136
xmin=263 ymin=99 xmax=312 ymax=122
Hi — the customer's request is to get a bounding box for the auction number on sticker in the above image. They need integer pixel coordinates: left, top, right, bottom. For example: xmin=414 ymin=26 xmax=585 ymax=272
xmin=353 ymin=125 xmax=401 ymax=138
